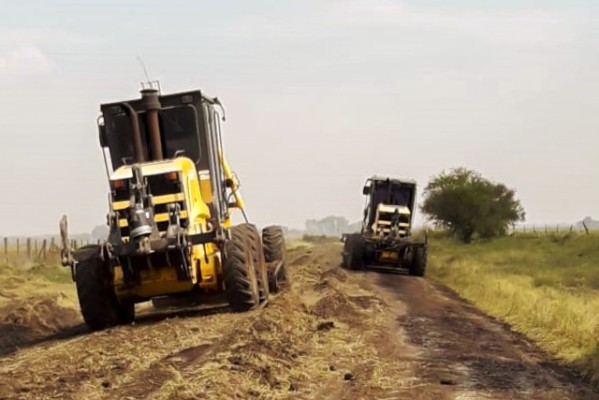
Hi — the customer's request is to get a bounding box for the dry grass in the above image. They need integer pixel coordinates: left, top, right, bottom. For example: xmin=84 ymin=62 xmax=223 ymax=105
xmin=428 ymin=232 xmax=599 ymax=383
xmin=0 ymin=254 xmax=77 ymax=309
xmin=0 ymin=242 xmax=418 ymax=400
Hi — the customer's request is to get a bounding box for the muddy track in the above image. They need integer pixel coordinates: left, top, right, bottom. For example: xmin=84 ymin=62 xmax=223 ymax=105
xmin=0 ymin=241 xmax=597 ymax=399
xmin=364 ymin=270 xmax=598 ymax=399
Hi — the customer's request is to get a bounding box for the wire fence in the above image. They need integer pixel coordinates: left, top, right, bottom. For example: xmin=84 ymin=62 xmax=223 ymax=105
xmin=1 ymin=237 xmax=94 ymax=265
xmin=509 ymin=224 xmax=596 ymax=235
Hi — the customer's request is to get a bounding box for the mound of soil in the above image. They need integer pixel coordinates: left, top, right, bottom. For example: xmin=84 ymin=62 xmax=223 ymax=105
xmin=0 ymin=296 xmax=80 ymax=355
xmin=312 ymin=292 xmax=358 ymax=321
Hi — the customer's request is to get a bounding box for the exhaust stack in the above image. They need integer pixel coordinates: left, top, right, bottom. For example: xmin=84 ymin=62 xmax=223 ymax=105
xmin=120 ymin=103 xmax=144 ymax=163
xmin=140 ymin=88 xmax=163 ymax=161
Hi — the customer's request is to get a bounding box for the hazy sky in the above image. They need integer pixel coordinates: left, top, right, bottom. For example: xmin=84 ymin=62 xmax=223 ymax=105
xmin=1 ymin=0 xmax=598 ymax=236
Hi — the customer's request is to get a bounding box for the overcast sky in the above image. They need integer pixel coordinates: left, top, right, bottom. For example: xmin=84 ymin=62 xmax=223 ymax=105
xmin=1 ymin=0 xmax=598 ymax=236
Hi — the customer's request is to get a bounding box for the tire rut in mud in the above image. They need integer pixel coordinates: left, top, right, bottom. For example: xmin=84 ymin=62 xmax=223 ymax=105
xmin=374 ymin=273 xmax=599 ymax=400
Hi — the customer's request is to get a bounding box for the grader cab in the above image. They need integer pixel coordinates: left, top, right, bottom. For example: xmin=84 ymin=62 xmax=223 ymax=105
xmin=60 ymin=84 xmax=288 ymax=331
xmin=341 ymin=176 xmax=428 ymax=276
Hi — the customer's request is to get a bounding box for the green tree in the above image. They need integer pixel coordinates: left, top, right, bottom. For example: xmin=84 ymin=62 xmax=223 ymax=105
xmin=421 ymin=168 xmax=525 ymax=242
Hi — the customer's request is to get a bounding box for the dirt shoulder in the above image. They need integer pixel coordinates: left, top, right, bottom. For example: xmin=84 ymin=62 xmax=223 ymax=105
xmin=0 ymin=241 xmax=597 ymax=399
xmin=368 ymin=268 xmax=599 ymax=400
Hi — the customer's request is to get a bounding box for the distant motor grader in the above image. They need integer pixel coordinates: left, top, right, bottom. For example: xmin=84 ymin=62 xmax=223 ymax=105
xmin=60 ymin=84 xmax=288 ymax=331
xmin=341 ymin=176 xmax=428 ymax=276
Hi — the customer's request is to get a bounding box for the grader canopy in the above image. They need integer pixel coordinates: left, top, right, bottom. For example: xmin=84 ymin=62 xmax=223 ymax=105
xmin=362 ymin=177 xmax=417 ymax=233
xmin=99 ymin=90 xmax=212 ymax=169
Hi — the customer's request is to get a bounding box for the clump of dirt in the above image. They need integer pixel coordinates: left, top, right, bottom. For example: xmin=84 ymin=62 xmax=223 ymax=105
xmin=313 ymin=267 xmax=349 ymax=292
xmin=310 ymin=266 xmax=385 ymax=327
xmin=349 ymin=294 xmax=386 ymax=310
xmin=321 ymin=266 xmax=348 ymax=282
xmin=311 ymin=290 xmax=385 ymax=324
xmin=0 ymin=296 xmax=80 ymax=354
xmin=312 ymin=292 xmax=359 ymax=321
xmin=291 ymin=254 xmax=311 ymax=266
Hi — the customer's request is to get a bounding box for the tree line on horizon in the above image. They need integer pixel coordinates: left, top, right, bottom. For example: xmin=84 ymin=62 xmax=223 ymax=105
xmin=302 ymin=167 xmax=597 ymax=243
xmin=77 ymin=168 xmax=596 ymax=243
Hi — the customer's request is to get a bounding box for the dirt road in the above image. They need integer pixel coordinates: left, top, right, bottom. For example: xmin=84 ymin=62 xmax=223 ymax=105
xmin=0 ymin=240 xmax=597 ymax=399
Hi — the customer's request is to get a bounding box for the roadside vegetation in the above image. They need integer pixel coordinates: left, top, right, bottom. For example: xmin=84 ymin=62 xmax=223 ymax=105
xmin=0 ymin=252 xmax=79 ymax=355
xmin=428 ymin=231 xmax=599 ymax=383
xmin=0 ymin=252 xmax=74 ymax=306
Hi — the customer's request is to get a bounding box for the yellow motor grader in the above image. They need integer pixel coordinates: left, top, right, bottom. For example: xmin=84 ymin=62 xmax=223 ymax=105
xmin=60 ymin=84 xmax=288 ymax=331
xmin=341 ymin=176 xmax=428 ymax=275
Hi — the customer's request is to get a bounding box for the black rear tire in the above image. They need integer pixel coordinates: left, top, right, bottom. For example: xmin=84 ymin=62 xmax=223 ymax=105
xmin=223 ymin=226 xmax=259 ymax=311
xmin=344 ymin=234 xmax=364 ymax=270
xmin=409 ymin=246 xmax=427 ymax=277
xmin=262 ymin=225 xmax=288 ymax=293
xmin=74 ymin=245 xmax=132 ymax=331
xmin=341 ymin=236 xmax=353 ymax=268
xmin=117 ymin=300 xmax=135 ymax=325
xmin=239 ymin=223 xmax=269 ymax=304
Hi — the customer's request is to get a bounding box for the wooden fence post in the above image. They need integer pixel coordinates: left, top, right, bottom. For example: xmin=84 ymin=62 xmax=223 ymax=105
xmin=38 ymin=239 xmax=47 ymax=261
xmin=16 ymin=238 xmax=20 ymax=255
xmin=3 ymin=238 xmax=6 ymax=262
xmin=27 ymin=238 xmax=32 ymax=259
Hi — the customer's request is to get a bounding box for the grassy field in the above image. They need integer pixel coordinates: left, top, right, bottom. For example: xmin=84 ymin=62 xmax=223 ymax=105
xmin=428 ymin=231 xmax=599 ymax=383
xmin=0 ymin=251 xmax=76 ymax=308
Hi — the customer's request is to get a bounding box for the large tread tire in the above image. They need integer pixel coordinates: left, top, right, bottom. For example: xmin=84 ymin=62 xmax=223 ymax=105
xmin=239 ymin=223 xmax=269 ymax=304
xmin=262 ymin=225 xmax=288 ymax=293
xmin=346 ymin=234 xmax=364 ymax=270
xmin=74 ymin=245 xmax=131 ymax=331
xmin=117 ymin=300 xmax=135 ymax=325
xmin=223 ymin=226 xmax=260 ymax=312
xmin=409 ymin=246 xmax=427 ymax=277
xmin=341 ymin=236 xmax=353 ymax=268
xmin=73 ymin=244 xmax=103 ymax=264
